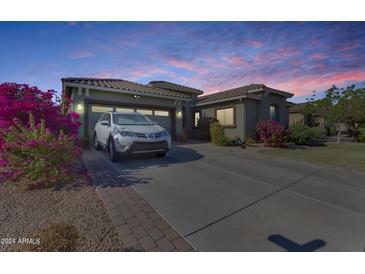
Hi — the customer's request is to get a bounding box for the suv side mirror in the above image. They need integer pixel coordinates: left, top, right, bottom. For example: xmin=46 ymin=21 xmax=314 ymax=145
xmin=101 ymin=121 xmax=110 ymax=127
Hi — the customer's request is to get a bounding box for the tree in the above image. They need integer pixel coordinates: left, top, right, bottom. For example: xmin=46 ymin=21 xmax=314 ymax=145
xmin=341 ymin=85 xmax=365 ymax=141
xmin=305 ymin=84 xmax=365 ymax=144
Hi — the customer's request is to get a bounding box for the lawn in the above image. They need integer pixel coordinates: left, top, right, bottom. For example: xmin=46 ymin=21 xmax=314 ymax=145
xmin=262 ymin=143 xmax=365 ymax=172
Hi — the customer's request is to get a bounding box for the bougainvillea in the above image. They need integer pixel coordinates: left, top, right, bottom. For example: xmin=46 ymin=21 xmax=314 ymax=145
xmin=256 ymin=120 xmax=291 ymax=147
xmin=0 ymin=83 xmax=80 ymax=150
xmin=0 ymin=113 xmax=81 ymax=188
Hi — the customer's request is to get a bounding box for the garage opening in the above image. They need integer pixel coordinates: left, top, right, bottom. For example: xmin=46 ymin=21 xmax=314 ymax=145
xmin=88 ymin=104 xmax=172 ymax=141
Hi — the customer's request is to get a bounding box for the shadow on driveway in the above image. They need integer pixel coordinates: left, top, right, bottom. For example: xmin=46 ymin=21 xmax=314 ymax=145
xmin=83 ymin=145 xmax=205 ymax=189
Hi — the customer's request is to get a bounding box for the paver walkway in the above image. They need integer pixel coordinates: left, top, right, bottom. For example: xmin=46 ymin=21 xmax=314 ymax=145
xmin=82 ymin=150 xmax=193 ymax=252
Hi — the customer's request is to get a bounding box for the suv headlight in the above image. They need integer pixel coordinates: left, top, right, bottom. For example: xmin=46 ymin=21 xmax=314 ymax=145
xmin=160 ymin=130 xmax=169 ymax=137
xmin=116 ymin=129 xmax=136 ymax=137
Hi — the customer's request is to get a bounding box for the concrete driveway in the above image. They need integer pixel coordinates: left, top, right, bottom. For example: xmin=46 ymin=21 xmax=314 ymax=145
xmin=100 ymin=141 xmax=365 ymax=251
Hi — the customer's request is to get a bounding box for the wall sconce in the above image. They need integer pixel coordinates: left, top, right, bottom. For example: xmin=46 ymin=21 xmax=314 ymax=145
xmin=77 ymin=104 xmax=83 ymax=111
xmin=177 ymin=111 xmax=182 ymax=118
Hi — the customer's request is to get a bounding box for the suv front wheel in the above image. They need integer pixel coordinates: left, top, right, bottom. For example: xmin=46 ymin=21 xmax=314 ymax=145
xmin=93 ymin=133 xmax=102 ymax=150
xmin=108 ymin=138 xmax=119 ymax=162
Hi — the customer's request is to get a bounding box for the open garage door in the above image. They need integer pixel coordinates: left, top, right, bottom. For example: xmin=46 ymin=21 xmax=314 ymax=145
xmin=88 ymin=104 xmax=173 ymax=142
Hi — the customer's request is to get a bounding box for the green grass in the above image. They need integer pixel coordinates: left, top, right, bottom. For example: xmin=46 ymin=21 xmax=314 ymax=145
xmin=262 ymin=143 xmax=365 ymax=172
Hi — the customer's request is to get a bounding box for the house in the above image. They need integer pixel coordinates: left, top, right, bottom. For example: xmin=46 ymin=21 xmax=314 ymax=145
xmin=62 ymin=78 xmax=293 ymax=142
xmin=288 ymin=103 xmax=325 ymax=127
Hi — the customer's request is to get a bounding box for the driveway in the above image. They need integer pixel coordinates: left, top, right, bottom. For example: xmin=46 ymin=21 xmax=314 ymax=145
xmin=95 ymin=141 xmax=365 ymax=251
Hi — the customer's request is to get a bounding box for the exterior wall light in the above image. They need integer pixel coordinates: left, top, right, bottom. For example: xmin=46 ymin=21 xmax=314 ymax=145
xmin=77 ymin=104 xmax=83 ymax=111
xmin=177 ymin=111 xmax=182 ymax=118
xmin=133 ymin=95 xmax=141 ymax=99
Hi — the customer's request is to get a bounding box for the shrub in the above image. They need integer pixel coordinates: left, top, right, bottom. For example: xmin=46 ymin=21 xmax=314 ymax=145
xmin=311 ymin=127 xmax=327 ymax=138
xmin=18 ymin=223 xmax=79 ymax=252
xmin=0 ymin=113 xmax=81 ymax=188
xmin=289 ymin=123 xmax=313 ymax=145
xmin=176 ymin=129 xmax=189 ymax=142
xmin=256 ymin=120 xmax=291 ymax=147
xmin=357 ymin=135 xmax=365 ymax=143
xmin=0 ymin=83 xmax=80 ymax=150
xmin=355 ymin=128 xmax=365 ymax=143
xmin=193 ymin=116 xmax=218 ymax=140
xmin=245 ymin=137 xmax=256 ymax=146
xmin=209 ymin=121 xmax=230 ymax=146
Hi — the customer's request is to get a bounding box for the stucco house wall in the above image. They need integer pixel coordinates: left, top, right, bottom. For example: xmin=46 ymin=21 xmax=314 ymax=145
xmin=194 ymin=100 xmax=245 ymax=140
xmin=257 ymin=93 xmax=290 ymax=126
xmin=243 ymin=99 xmax=258 ymax=139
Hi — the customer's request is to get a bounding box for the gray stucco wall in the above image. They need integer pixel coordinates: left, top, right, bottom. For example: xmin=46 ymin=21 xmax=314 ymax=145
xmin=196 ymin=100 xmax=246 ymax=140
xmin=244 ymin=99 xmax=258 ymax=139
xmin=257 ymin=93 xmax=289 ymax=126
xmin=193 ymin=93 xmax=291 ymax=142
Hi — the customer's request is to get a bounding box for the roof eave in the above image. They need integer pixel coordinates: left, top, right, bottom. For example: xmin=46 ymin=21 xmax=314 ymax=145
xmin=195 ymin=95 xmax=262 ymax=107
xmin=63 ymin=81 xmax=190 ymax=101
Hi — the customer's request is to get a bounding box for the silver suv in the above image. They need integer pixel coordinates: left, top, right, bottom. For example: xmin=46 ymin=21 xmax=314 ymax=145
xmin=93 ymin=112 xmax=171 ymax=161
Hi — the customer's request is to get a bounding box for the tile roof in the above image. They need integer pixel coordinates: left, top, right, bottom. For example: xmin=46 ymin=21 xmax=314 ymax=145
xmin=62 ymin=77 xmax=190 ymax=100
xmin=197 ymin=84 xmax=293 ymax=105
xmin=148 ymin=81 xmax=204 ymax=95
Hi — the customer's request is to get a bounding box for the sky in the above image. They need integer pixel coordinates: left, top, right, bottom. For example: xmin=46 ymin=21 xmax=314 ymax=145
xmin=0 ymin=21 xmax=364 ymax=103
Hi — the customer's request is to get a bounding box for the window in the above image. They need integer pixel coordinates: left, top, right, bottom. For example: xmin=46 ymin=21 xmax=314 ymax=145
xmin=116 ymin=107 xmax=134 ymax=113
xmin=113 ymin=113 xmax=153 ymax=125
xmin=154 ymin=110 xmax=169 ymax=117
xmin=91 ymin=105 xmax=113 ymax=113
xmin=270 ymin=105 xmax=278 ymax=121
xmin=136 ymin=109 xmax=153 ymax=115
xmin=193 ymin=111 xmax=200 ymax=128
xmin=216 ymin=107 xmax=235 ymax=127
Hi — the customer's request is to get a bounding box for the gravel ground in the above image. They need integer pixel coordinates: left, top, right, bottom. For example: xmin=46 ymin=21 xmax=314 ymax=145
xmin=0 ymin=180 xmax=123 ymax=251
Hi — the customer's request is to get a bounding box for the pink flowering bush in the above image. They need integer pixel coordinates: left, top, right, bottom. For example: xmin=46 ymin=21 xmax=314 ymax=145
xmin=256 ymin=120 xmax=291 ymax=147
xmin=0 ymin=113 xmax=81 ymax=188
xmin=0 ymin=83 xmax=80 ymax=149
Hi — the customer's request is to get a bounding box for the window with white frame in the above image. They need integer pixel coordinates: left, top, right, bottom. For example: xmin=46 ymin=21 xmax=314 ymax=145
xmin=270 ymin=105 xmax=278 ymax=121
xmin=154 ymin=110 xmax=169 ymax=117
xmin=116 ymin=107 xmax=134 ymax=113
xmin=216 ymin=107 xmax=235 ymax=126
xmin=91 ymin=105 xmax=113 ymax=113
xmin=193 ymin=111 xmax=200 ymax=128
xmin=136 ymin=109 xmax=153 ymax=115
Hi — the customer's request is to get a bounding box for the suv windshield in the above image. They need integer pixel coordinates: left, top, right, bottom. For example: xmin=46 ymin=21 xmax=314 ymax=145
xmin=112 ymin=113 xmax=153 ymax=125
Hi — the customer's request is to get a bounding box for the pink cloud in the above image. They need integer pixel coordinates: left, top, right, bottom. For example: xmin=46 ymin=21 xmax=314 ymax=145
xmin=338 ymin=44 xmax=361 ymax=52
xmin=166 ymin=58 xmax=208 ymax=74
xmin=247 ymin=40 xmax=263 ymax=48
xmin=310 ymin=53 xmax=327 ymax=60
xmin=167 ymin=59 xmax=195 ymax=71
xmin=89 ymin=71 xmax=115 ymax=78
xmin=72 ymin=50 xmax=96 ymax=59
xmin=272 ymin=70 xmax=365 ymax=96
xmin=290 ymin=60 xmax=305 ymax=66
xmin=254 ymin=48 xmax=302 ymax=65
xmin=223 ymin=55 xmax=251 ymax=68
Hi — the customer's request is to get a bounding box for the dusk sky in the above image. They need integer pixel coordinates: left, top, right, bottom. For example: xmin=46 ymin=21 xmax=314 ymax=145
xmin=1 ymin=22 xmax=364 ymax=102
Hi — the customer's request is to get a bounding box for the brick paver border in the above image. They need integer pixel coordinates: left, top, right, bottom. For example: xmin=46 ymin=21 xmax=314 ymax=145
xmin=83 ymin=150 xmax=194 ymax=252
